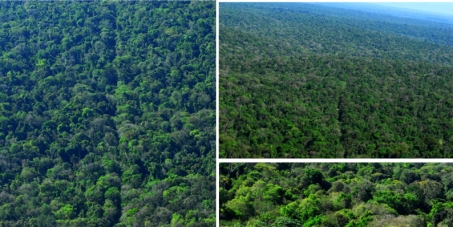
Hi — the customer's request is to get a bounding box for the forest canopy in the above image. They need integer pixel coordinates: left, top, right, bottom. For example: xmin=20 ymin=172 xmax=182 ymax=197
xmin=0 ymin=1 xmax=215 ymax=226
xmin=219 ymin=3 xmax=453 ymax=158
xmin=220 ymin=163 xmax=453 ymax=227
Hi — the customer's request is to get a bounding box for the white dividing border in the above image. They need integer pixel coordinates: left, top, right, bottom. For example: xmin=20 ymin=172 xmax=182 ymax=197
xmin=219 ymin=159 xmax=453 ymax=163
xmin=215 ymin=0 xmax=220 ymax=226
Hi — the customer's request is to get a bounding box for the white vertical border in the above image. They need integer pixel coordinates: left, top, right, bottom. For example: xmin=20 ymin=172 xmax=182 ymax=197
xmin=215 ymin=0 xmax=220 ymax=226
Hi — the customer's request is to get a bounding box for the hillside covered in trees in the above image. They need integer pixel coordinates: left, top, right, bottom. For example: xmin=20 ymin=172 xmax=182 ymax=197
xmin=219 ymin=3 xmax=453 ymax=158
xmin=220 ymin=163 xmax=453 ymax=227
xmin=0 ymin=1 xmax=215 ymax=226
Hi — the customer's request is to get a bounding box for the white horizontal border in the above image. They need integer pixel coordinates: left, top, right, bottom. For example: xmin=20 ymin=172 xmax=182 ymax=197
xmin=219 ymin=159 xmax=453 ymax=163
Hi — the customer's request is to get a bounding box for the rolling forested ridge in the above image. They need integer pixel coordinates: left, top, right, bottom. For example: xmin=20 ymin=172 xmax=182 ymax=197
xmin=220 ymin=163 xmax=453 ymax=227
xmin=0 ymin=1 xmax=215 ymax=226
xmin=219 ymin=3 xmax=453 ymax=158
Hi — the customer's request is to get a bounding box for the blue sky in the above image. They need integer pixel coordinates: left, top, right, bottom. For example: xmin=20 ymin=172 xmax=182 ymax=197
xmin=375 ymin=3 xmax=453 ymax=16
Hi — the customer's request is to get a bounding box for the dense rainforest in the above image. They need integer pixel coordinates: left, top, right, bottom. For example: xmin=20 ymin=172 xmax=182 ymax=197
xmin=220 ymin=163 xmax=453 ymax=227
xmin=0 ymin=1 xmax=215 ymax=226
xmin=219 ymin=3 xmax=453 ymax=158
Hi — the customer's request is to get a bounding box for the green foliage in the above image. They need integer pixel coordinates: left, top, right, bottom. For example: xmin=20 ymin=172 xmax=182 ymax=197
xmin=220 ymin=163 xmax=453 ymax=226
xmin=219 ymin=3 xmax=453 ymax=158
xmin=263 ymin=184 xmax=286 ymax=204
xmin=225 ymin=198 xmax=255 ymax=220
xmin=0 ymin=1 xmax=214 ymax=226
xmin=54 ymin=204 xmax=76 ymax=220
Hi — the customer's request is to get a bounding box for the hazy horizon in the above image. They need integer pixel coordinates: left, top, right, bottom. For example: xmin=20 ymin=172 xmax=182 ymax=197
xmin=373 ymin=3 xmax=453 ymax=17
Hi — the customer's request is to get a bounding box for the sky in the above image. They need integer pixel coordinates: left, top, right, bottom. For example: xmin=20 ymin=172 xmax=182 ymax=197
xmin=374 ymin=3 xmax=453 ymax=17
